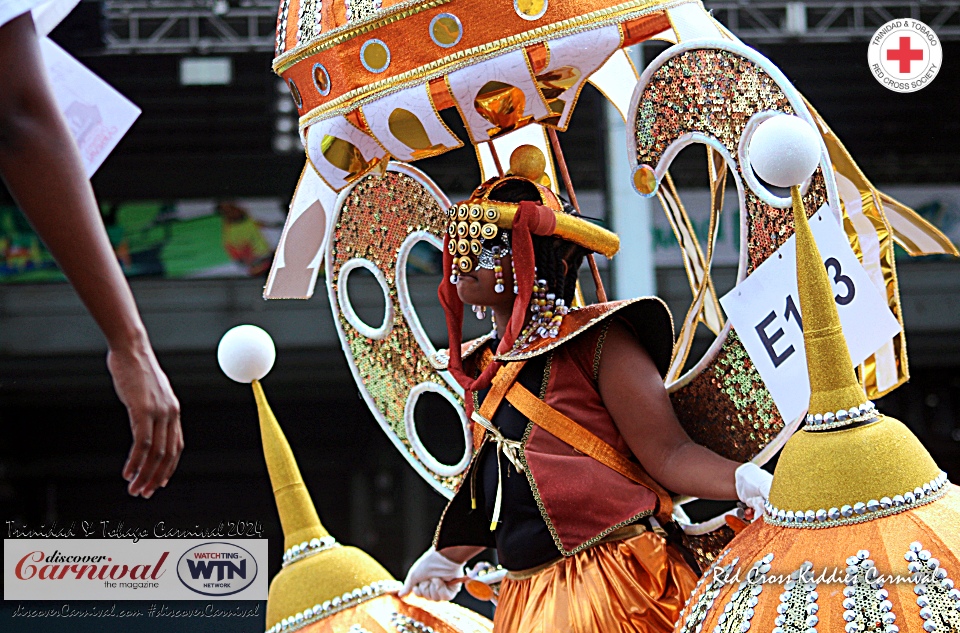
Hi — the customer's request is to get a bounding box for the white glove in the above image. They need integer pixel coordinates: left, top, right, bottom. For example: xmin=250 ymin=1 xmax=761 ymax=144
xmin=399 ymin=547 xmax=464 ymax=602
xmin=736 ymin=462 xmax=773 ymax=519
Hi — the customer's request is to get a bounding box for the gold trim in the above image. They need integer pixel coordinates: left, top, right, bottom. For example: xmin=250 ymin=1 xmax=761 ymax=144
xmin=503 ymin=523 xmax=650 ymax=580
xmin=276 ymin=0 xmax=452 ymax=70
xmin=288 ymin=0 xmax=691 ymax=126
xmin=425 ymin=81 xmax=466 ymax=152
xmin=539 ymin=353 xmax=553 ymax=399
xmin=495 ymin=296 xmax=673 ymax=361
xmin=592 ymin=320 xmax=613 ymax=382
xmin=516 ymin=356 xmax=655 ymax=557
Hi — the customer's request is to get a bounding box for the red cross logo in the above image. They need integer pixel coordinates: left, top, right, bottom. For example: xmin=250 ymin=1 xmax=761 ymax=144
xmin=886 ymin=36 xmax=924 ymax=73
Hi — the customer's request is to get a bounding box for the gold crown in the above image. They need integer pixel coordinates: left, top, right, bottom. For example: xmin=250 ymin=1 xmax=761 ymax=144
xmin=765 ymin=187 xmax=944 ymax=526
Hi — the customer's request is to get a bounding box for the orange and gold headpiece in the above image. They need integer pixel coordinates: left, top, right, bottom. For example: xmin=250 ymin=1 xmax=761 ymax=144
xmin=439 ymin=146 xmax=620 ymax=418
xmin=444 ymin=146 xmax=619 ymax=279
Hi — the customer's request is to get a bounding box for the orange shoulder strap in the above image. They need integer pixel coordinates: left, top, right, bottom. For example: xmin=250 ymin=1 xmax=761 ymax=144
xmin=472 ymin=349 xmax=673 ymax=524
xmin=471 ymin=350 xmax=526 ymax=450
xmin=505 ymin=382 xmax=675 ymax=524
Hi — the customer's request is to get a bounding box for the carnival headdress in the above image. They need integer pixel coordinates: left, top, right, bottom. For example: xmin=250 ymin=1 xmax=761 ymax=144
xmin=671 ymin=115 xmax=959 ymax=633
xmin=216 ymin=326 xmax=494 ymax=633
xmin=438 ymin=146 xmax=619 ymax=413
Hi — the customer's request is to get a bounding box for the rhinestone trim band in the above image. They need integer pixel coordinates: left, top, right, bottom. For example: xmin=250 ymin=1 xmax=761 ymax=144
xmin=391 ymin=613 xmax=439 ymax=633
xmin=281 ymin=536 xmax=340 ymax=567
xmin=905 ymin=541 xmax=960 ymax=632
xmin=842 ymin=550 xmax=896 ymax=633
xmin=764 ymin=472 xmax=950 ymax=528
xmin=265 ymin=579 xmax=402 ymax=633
xmin=772 ymin=561 xmax=820 ymax=633
xmin=804 ymin=401 xmax=878 ymax=431
xmin=713 ymin=554 xmax=771 ymax=633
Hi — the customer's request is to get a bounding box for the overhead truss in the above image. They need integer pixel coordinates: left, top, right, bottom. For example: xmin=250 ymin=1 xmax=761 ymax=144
xmin=100 ymin=0 xmax=960 ymax=54
xmin=706 ymin=1 xmax=960 ymax=43
xmin=103 ymin=0 xmax=278 ymax=54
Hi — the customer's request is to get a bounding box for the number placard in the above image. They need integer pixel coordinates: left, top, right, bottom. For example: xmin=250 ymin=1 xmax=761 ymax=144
xmin=720 ymin=206 xmax=901 ymax=423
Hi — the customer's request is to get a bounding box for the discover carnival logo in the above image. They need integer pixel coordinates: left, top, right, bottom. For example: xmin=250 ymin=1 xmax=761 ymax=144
xmin=4 ymin=539 xmax=267 ymax=600
xmin=868 ymin=18 xmax=942 ymax=93
xmin=176 ymin=542 xmax=258 ymax=597
xmin=14 ymin=549 xmax=168 ymax=585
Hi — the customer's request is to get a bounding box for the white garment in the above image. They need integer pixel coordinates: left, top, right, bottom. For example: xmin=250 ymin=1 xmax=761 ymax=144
xmin=0 ymin=0 xmax=79 ymax=34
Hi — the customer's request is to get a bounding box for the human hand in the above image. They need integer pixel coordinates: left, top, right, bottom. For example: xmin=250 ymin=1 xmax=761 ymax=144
xmin=107 ymin=338 xmax=182 ymax=498
xmin=399 ymin=547 xmax=465 ymax=601
xmin=735 ymin=462 xmax=773 ymax=519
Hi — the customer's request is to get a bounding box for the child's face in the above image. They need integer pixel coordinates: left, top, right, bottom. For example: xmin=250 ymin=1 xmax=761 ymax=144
xmin=455 ymin=251 xmax=516 ymax=310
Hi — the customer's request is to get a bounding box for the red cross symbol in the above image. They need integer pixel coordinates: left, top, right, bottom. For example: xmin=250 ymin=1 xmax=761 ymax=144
xmin=887 ymin=36 xmax=924 ymax=73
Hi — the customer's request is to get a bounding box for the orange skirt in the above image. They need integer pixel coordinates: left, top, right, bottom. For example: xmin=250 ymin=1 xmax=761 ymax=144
xmin=493 ymin=530 xmax=698 ymax=633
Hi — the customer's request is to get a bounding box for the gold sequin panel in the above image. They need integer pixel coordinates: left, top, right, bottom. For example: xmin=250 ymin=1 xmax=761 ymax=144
xmin=633 ymin=48 xmax=828 ymax=273
xmin=670 ymin=330 xmax=781 ymax=464
xmin=329 ymin=170 xmax=461 ymax=494
xmin=635 ymin=49 xmax=833 ymax=464
xmin=680 ymin=525 xmax=737 ymax=572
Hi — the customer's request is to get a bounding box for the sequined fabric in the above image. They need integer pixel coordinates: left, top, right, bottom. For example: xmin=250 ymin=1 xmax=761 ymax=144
xmin=494 ymin=531 xmax=697 ymax=633
xmin=680 ymin=525 xmax=737 ymax=571
xmin=633 ymin=48 xmax=827 ymax=274
xmin=330 ymin=170 xmax=461 ymax=494
xmin=669 ymin=331 xmax=781 ymax=463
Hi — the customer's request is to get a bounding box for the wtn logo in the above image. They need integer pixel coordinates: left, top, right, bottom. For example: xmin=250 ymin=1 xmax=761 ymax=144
xmin=176 ymin=543 xmax=258 ymax=597
xmin=185 ymin=558 xmax=247 ymax=581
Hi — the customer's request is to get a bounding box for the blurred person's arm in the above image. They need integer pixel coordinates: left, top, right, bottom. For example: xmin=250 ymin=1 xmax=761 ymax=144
xmin=0 ymin=13 xmax=182 ymax=498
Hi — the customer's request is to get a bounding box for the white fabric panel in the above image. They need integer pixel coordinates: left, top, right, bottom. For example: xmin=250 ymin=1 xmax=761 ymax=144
xmin=304 ymin=116 xmax=387 ymax=191
xmin=837 ymin=173 xmax=898 ymax=391
xmin=264 ymin=164 xmax=338 ymax=299
xmin=538 ymin=25 xmax=621 ymax=130
xmin=360 ymin=84 xmax=461 ymax=161
xmin=447 ymin=50 xmax=549 ymax=143
xmin=0 ymin=0 xmax=43 ymax=27
xmin=649 ymin=28 xmax=678 ymax=44
xmin=0 ymin=0 xmax=78 ymax=32
xmin=667 ymin=2 xmax=723 ymax=41
xmin=885 ymin=198 xmax=959 ymax=255
xmin=31 ymin=0 xmax=78 ymax=34
xmin=587 ymin=49 xmax=639 ymax=123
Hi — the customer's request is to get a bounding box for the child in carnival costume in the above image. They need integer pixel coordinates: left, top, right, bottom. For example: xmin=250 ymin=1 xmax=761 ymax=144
xmin=400 ymin=149 xmax=775 ymax=633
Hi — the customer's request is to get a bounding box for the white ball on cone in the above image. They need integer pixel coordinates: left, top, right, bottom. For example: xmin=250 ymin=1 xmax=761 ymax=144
xmin=218 ymin=325 xmax=276 ymax=383
xmin=749 ymin=115 xmax=822 ymax=187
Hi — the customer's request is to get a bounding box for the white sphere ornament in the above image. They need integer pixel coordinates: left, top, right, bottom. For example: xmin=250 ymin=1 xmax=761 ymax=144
xmin=749 ymin=115 xmax=822 ymax=187
xmin=218 ymin=325 xmax=276 ymax=383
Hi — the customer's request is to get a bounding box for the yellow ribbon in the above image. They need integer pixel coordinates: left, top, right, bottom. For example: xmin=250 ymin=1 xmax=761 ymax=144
xmin=471 ymin=411 xmax=525 ymax=531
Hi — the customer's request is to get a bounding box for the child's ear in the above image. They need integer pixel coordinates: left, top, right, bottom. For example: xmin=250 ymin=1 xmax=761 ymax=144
xmin=561 ymin=260 xmax=569 ymax=276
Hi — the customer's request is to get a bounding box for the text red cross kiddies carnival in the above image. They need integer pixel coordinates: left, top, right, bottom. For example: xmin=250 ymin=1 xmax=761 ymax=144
xmin=887 ymin=36 xmax=924 ymax=73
